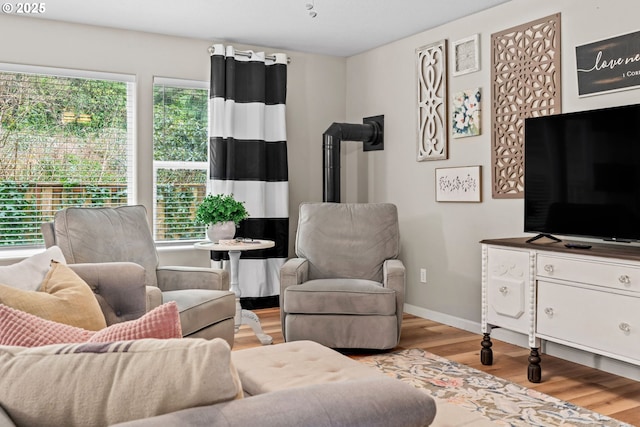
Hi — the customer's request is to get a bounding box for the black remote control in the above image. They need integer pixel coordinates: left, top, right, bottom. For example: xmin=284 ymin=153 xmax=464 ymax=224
xmin=564 ymin=242 xmax=592 ymax=249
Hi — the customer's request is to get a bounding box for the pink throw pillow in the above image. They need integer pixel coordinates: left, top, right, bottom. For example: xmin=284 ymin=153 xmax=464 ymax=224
xmin=0 ymin=301 xmax=182 ymax=347
xmin=88 ymin=301 xmax=182 ymax=342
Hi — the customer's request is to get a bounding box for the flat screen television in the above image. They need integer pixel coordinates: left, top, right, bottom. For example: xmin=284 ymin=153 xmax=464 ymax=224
xmin=524 ymin=104 xmax=640 ymax=243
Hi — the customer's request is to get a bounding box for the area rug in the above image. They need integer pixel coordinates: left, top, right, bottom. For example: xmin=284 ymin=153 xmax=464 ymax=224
xmin=358 ymin=348 xmax=631 ymax=427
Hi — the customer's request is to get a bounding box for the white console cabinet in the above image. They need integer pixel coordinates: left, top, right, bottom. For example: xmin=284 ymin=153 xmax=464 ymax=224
xmin=481 ymin=237 xmax=640 ymax=383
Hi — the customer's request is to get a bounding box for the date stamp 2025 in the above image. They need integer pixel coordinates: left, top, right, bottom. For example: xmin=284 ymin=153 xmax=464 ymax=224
xmin=2 ymin=3 xmax=46 ymax=14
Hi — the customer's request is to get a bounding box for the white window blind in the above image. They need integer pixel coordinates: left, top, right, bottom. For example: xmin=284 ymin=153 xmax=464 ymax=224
xmin=153 ymin=77 xmax=208 ymax=242
xmin=0 ymin=65 xmax=135 ymax=248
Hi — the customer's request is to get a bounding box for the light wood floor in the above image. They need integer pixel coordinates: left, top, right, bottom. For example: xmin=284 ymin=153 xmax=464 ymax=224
xmin=233 ymin=308 xmax=640 ymax=425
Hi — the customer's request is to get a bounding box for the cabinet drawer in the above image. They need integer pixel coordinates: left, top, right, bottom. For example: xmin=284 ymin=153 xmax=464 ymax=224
xmin=537 ymin=281 xmax=640 ymax=361
xmin=537 ymin=255 xmax=640 ymax=293
xmin=486 ymin=247 xmax=531 ymax=333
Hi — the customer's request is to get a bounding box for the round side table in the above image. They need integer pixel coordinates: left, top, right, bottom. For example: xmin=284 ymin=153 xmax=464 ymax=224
xmin=195 ymin=239 xmax=275 ymax=345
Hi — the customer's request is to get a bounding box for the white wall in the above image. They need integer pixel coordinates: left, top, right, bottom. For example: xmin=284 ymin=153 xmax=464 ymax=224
xmin=345 ymin=0 xmax=640 ymax=323
xmin=0 ymin=14 xmax=346 ymax=266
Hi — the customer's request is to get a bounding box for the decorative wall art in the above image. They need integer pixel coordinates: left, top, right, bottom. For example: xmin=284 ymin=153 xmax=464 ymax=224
xmin=490 ymin=13 xmax=561 ymax=199
xmin=576 ymin=30 xmax=640 ymax=96
xmin=416 ymin=39 xmax=448 ymax=161
xmin=452 ymin=88 xmax=481 ymax=138
xmin=452 ymin=34 xmax=480 ymax=76
xmin=435 ymin=165 xmax=482 ymax=202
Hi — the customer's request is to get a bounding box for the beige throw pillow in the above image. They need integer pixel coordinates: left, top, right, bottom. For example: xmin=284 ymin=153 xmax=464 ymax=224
xmin=0 ymin=261 xmax=106 ymax=330
xmin=0 ymin=338 xmax=243 ymax=427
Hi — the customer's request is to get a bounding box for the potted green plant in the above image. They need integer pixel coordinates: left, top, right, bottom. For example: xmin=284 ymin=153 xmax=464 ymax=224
xmin=195 ymin=193 xmax=249 ymax=243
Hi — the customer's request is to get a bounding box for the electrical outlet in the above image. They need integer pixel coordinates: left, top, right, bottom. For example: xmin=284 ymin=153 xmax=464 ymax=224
xmin=420 ymin=268 xmax=427 ymax=283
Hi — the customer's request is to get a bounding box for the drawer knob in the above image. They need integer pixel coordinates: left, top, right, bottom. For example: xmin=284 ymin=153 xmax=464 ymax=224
xmin=544 ymin=307 xmax=554 ymax=317
xmin=544 ymin=264 xmax=554 ymax=273
xmin=619 ymin=322 xmax=631 ymax=333
xmin=618 ymin=275 xmax=631 ymax=286
xmin=499 ymin=286 xmax=509 ymax=296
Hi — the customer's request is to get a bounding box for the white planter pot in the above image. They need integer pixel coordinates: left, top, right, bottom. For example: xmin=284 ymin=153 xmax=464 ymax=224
xmin=207 ymin=221 xmax=236 ymax=243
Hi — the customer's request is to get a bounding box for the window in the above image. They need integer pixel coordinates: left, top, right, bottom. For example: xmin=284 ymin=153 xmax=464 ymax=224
xmin=0 ymin=64 xmax=134 ymax=248
xmin=153 ymin=78 xmax=208 ymax=242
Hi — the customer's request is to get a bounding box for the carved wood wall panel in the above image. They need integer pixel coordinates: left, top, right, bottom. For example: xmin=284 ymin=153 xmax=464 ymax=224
xmin=491 ymin=14 xmax=561 ymax=198
xmin=416 ymin=40 xmax=448 ymax=161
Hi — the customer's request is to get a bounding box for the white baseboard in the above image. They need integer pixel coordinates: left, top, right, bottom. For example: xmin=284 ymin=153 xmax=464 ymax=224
xmin=404 ymin=304 xmax=481 ymax=334
xmin=404 ymin=304 xmax=640 ymax=382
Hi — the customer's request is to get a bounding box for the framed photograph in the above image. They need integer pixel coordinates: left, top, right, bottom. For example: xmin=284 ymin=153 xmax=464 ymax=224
xmin=435 ymin=165 xmax=482 ymax=202
xmin=452 ymin=88 xmax=481 ymax=138
xmin=452 ymin=34 xmax=480 ymax=76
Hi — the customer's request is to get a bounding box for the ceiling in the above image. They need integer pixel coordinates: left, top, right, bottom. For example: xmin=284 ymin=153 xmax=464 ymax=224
xmin=23 ymin=0 xmax=511 ymax=57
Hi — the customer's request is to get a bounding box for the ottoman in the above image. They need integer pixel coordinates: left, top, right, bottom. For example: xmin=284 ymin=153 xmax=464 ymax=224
xmin=231 ymin=340 xmax=389 ymax=396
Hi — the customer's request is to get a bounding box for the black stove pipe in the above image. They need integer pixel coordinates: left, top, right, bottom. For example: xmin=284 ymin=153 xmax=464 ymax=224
xmin=322 ymin=122 xmax=380 ymax=203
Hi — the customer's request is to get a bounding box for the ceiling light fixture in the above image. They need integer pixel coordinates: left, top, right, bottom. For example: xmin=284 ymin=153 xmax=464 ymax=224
xmin=305 ymin=1 xmax=317 ymax=18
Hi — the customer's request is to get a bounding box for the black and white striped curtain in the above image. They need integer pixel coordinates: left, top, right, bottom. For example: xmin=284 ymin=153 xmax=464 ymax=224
xmin=209 ymin=44 xmax=289 ymax=309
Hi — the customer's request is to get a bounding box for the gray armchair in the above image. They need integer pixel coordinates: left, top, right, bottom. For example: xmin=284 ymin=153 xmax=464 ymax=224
xmin=280 ymin=202 xmax=405 ymax=350
xmin=41 ymin=205 xmax=236 ymax=346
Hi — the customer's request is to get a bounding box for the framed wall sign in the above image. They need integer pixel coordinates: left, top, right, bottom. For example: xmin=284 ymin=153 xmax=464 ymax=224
xmin=435 ymin=165 xmax=482 ymax=202
xmin=576 ymin=30 xmax=640 ymax=96
xmin=452 ymin=34 xmax=480 ymax=76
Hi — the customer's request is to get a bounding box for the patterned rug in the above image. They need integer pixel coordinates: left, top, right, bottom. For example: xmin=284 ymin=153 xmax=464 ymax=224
xmin=358 ymin=348 xmax=631 ymax=427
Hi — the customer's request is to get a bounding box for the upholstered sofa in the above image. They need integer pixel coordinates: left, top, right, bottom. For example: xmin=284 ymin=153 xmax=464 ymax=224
xmin=0 ymin=339 xmax=437 ymax=427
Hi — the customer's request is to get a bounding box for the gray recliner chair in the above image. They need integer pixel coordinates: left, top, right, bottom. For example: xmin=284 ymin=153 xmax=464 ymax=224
xmin=41 ymin=205 xmax=236 ymax=346
xmin=280 ymin=202 xmax=405 ymax=350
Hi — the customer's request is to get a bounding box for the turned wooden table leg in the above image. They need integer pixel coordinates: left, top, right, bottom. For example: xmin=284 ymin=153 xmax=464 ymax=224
xmin=481 ymin=333 xmax=493 ymax=365
xmin=528 ymin=347 xmax=542 ymax=383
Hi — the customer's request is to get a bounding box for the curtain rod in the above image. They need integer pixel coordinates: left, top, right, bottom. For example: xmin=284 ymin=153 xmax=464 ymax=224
xmin=208 ymin=46 xmax=291 ymax=64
